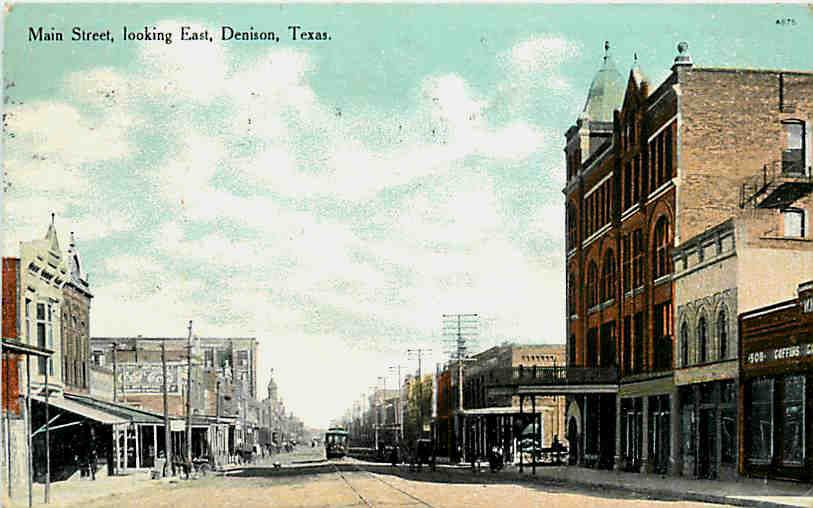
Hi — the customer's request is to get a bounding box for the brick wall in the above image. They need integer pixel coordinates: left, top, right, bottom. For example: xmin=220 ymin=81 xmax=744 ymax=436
xmin=678 ymin=68 xmax=813 ymax=242
xmin=2 ymin=258 xmax=19 ymax=340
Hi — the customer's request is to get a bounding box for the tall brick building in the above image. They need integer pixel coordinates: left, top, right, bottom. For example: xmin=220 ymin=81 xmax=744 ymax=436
xmin=564 ymin=42 xmax=813 ymax=475
xmin=61 ymin=233 xmax=92 ymax=394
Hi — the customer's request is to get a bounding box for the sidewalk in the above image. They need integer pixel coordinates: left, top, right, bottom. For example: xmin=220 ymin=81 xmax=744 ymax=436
xmin=483 ymin=464 xmax=813 ymax=508
xmin=5 ymin=471 xmax=182 ymax=508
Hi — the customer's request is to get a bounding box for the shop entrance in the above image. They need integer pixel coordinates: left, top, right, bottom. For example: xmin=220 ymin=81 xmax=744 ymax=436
xmin=697 ymin=407 xmax=717 ymax=479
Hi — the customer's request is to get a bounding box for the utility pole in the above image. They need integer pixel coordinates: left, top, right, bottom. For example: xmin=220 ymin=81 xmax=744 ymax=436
xmin=388 ymin=365 xmax=403 ymax=441
xmin=112 ymin=342 xmax=117 ymax=402
xmin=186 ymin=320 xmax=193 ymax=470
xmin=442 ymin=314 xmax=478 ymax=463
xmin=161 ymin=340 xmax=171 ymax=476
xmin=44 ymin=356 xmax=50 ymax=504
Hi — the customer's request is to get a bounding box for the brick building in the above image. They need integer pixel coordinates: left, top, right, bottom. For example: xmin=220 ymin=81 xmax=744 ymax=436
xmin=61 ymin=233 xmax=92 ymax=394
xmin=564 ymin=41 xmax=813 ymax=475
xmin=458 ymin=343 xmax=566 ymax=464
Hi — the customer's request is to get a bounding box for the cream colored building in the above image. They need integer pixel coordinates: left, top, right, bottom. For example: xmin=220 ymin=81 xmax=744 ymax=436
xmin=18 ymin=219 xmax=68 ymax=394
xmin=672 ymin=193 xmax=813 ymax=480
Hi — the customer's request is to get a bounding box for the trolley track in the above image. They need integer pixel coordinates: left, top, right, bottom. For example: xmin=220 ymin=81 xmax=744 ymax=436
xmin=329 ymin=460 xmax=435 ymax=508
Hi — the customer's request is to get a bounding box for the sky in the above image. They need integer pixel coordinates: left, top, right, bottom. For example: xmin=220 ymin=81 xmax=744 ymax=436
xmin=3 ymin=4 xmax=813 ymax=428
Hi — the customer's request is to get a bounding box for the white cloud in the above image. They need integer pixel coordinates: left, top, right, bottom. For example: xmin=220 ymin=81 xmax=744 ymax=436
xmin=4 ymin=23 xmax=577 ymax=427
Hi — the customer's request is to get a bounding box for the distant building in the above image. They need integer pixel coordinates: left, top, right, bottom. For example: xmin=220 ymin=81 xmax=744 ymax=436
xmin=455 ymin=343 xmax=566 ymax=463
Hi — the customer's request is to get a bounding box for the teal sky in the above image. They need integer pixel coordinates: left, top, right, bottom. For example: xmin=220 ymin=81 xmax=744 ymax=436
xmin=4 ymin=4 xmax=813 ymax=427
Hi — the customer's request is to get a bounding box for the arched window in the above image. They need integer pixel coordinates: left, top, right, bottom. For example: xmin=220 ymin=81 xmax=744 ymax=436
xmin=717 ymin=309 xmax=728 ymax=360
xmin=601 ymin=250 xmax=616 ymax=303
xmin=568 ymin=272 xmax=577 ymax=316
xmin=680 ymin=322 xmax=689 ymax=367
xmin=653 ymin=216 xmax=672 ymax=279
xmin=698 ymin=316 xmax=708 ymax=364
xmin=567 ymin=203 xmax=578 ymax=250
xmin=587 ymin=261 xmax=598 ymax=309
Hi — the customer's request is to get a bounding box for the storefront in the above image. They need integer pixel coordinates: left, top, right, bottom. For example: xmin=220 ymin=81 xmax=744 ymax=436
xmin=618 ymin=376 xmax=675 ymax=474
xmin=739 ymin=281 xmax=813 ymax=482
xmin=677 ymin=380 xmax=738 ymax=479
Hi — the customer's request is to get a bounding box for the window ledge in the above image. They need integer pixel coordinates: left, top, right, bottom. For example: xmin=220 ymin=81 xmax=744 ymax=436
xmin=625 ymin=286 xmax=645 ymax=299
xmin=759 ymin=235 xmax=811 ymax=242
xmin=654 ymin=274 xmax=672 ymax=286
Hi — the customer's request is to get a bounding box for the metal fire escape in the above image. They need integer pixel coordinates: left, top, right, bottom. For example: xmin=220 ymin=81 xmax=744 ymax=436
xmin=739 ymin=158 xmax=813 ymax=209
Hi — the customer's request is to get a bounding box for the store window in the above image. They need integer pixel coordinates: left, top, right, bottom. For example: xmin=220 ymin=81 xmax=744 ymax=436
xmin=749 ymin=378 xmax=774 ymax=463
xmin=782 ymin=375 xmax=805 ymax=464
xmin=721 ymin=381 xmax=737 ymax=464
xmin=680 ymin=389 xmax=695 ymax=460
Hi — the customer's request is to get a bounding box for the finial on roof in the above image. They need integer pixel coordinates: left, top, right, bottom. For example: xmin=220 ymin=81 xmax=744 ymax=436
xmin=673 ymin=41 xmax=693 ymax=68
xmin=604 ymin=41 xmax=610 ymax=60
xmin=51 ymin=212 xmax=55 ymax=225
xmin=70 ymin=231 xmax=76 ymax=247
xmin=634 ymin=52 xmax=638 ymax=64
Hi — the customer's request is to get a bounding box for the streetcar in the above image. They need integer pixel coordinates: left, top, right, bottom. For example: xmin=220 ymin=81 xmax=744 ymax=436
xmin=324 ymin=427 xmax=349 ymax=459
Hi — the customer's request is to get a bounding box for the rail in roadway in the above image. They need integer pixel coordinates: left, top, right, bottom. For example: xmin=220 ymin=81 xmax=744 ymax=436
xmin=329 ymin=458 xmax=435 ymax=508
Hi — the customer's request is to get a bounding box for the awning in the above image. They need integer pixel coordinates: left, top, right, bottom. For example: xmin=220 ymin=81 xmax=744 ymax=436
xmin=1 ymin=338 xmax=53 ymax=357
xmin=32 ymin=395 xmax=128 ymax=425
xmin=63 ymin=394 xmax=164 ymax=425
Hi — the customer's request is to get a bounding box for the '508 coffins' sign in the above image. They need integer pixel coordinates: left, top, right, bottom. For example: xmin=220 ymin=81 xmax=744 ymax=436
xmin=746 ymin=343 xmax=813 ymax=365
xmin=116 ymin=363 xmax=184 ymax=394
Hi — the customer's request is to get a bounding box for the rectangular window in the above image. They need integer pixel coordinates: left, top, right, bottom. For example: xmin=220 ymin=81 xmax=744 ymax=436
xmin=37 ymin=322 xmax=47 ymax=375
xmin=783 ymin=209 xmax=805 ymax=238
xmin=633 ymin=155 xmax=641 ymax=203
xmin=653 ymin=301 xmax=673 ymax=371
xmin=25 ymin=299 xmax=31 ymax=343
xmin=624 ymin=162 xmax=632 ymax=211
xmin=606 ymin=181 xmax=613 ymax=221
xmin=657 ymin=133 xmax=666 ymax=185
xmin=749 ymin=378 xmax=774 ymax=463
xmin=649 ymin=142 xmax=657 ymax=194
xmin=782 ymin=121 xmax=805 ymax=175
xmin=204 ymin=349 xmax=214 ymax=368
xmin=622 ymin=235 xmax=631 ymax=293
xmin=633 ymin=312 xmax=644 ymax=373
xmin=632 ymin=229 xmax=644 ymax=288
xmin=782 ymin=375 xmax=805 ymax=464
xmin=622 ymin=316 xmax=631 ymax=374
xmin=665 ymin=127 xmax=673 ymax=179
xmin=600 ymin=322 xmax=616 ymax=368
xmin=47 ymin=304 xmax=54 ymax=375
xmin=587 ymin=328 xmax=598 ymax=368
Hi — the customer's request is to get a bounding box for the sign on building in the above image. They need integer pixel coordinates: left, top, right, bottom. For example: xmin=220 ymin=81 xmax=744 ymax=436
xmin=117 ymin=363 xmax=183 ymax=394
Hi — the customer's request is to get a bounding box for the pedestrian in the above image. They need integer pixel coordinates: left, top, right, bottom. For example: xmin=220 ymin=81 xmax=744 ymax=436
xmin=390 ymin=445 xmax=398 ymax=467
